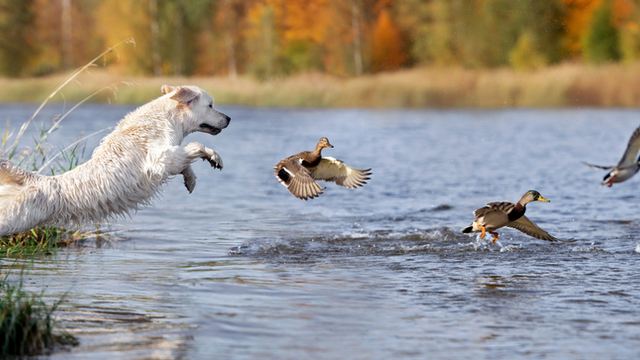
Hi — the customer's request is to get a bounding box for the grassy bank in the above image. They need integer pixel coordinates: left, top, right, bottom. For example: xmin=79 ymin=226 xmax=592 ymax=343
xmin=0 ymin=277 xmax=77 ymax=356
xmin=1 ymin=62 xmax=640 ymax=108
xmin=0 ymin=227 xmax=102 ymax=257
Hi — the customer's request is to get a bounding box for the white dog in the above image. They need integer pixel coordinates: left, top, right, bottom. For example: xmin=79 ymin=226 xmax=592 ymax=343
xmin=0 ymin=85 xmax=230 ymax=236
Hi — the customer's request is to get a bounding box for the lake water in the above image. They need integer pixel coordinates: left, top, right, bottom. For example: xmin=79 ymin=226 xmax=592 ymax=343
xmin=2 ymin=103 xmax=640 ymax=359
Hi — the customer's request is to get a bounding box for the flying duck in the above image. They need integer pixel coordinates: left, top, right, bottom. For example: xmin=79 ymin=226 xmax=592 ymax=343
xmin=461 ymin=190 xmax=574 ymax=243
xmin=273 ymin=137 xmax=371 ymax=200
xmin=583 ymin=125 xmax=640 ymax=187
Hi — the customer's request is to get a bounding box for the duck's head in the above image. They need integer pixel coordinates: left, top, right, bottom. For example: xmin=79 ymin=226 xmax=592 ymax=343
xmin=601 ymin=171 xmax=616 ymax=187
xmin=523 ymin=190 xmax=550 ymax=204
xmin=317 ymin=137 xmax=334 ymax=149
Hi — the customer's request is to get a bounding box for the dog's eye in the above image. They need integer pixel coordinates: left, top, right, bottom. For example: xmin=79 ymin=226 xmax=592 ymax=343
xmin=208 ymin=103 xmax=213 ymax=108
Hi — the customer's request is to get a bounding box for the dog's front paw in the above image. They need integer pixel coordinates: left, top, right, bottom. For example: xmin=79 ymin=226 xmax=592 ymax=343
xmin=204 ymin=149 xmax=223 ymax=170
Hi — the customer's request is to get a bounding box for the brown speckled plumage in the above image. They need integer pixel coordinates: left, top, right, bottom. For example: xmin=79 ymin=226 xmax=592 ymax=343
xmin=273 ymin=138 xmax=371 ymax=200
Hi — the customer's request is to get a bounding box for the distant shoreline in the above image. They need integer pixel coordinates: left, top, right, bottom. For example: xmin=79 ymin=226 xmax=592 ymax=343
xmin=0 ymin=62 xmax=639 ymax=108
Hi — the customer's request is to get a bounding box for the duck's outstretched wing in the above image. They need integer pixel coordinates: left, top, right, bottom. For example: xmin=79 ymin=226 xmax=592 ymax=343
xmin=274 ymin=159 xmax=324 ymax=200
xmin=581 ymin=161 xmax=614 ymax=170
xmin=506 ymin=215 xmax=576 ymax=242
xmin=309 ymin=157 xmax=371 ymax=189
xmin=617 ymin=125 xmax=640 ymax=167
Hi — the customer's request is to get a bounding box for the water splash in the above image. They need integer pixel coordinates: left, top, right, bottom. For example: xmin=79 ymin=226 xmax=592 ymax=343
xmin=571 ymin=244 xmax=607 ymax=253
xmin=463 ymin=234 xmax=505 ymax=252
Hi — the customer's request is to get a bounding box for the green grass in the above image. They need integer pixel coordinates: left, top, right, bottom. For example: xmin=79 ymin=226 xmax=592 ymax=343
xmin=0 ymin=227 xmax=103 ymax=257
xmin=0 ymin=277 xmax=77 ymax=356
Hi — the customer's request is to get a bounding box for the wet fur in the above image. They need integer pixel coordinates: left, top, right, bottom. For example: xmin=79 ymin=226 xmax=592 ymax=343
xmin=0 ymin=85 xmax=230 ymax=236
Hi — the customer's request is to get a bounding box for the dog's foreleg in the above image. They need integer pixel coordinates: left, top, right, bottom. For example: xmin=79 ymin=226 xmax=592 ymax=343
xmin=183 ymin=142 xmax=223 ymax=170
xmin=159 ymin=142 xmax=223 ymax=194
xmin=161 ymin=142 xmax=224 ymax=174
xmin=181 ymin=165 xmax=197 ymax=194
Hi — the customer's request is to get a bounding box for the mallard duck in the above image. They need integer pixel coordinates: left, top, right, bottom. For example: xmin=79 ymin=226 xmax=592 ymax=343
xmin=583 ymin=125 xmax=640 ymax=187
xmin=273 ymin=137 xmax=371 ymax=200
xmin=461 ymin=190 xmax=574 ymax=243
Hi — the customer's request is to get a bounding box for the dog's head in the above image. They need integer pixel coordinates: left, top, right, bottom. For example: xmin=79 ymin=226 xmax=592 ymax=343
xmin=162 ymin=85 xmax=231 ymax=136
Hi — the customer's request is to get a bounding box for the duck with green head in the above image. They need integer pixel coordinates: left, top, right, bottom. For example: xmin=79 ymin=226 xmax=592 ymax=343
xmin=461 ymin=190 xmax=574 ymax=243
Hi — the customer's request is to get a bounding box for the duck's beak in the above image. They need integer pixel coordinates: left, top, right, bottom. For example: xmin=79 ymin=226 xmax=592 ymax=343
xmin=325 ymin=143 xmax=334 ymax=148
xmin=538 ymin=196 xmax=550 ymax=202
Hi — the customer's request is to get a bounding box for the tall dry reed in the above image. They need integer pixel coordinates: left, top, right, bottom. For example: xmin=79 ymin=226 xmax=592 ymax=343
xmin=4 ymin=61 xmax=640 ymax=108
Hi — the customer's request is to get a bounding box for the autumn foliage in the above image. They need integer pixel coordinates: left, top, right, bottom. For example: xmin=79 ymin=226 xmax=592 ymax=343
xmin=371 ymin=10 xmax=407 ymax=72
xmin=0 ymin=0 xmax=639 ymax=78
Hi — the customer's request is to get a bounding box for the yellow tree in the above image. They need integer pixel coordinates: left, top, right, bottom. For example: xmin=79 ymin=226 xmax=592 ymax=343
xmin=280 ymin=0 xmax=331 ymax=72
xmin=32 ymin=0 xmax=102 ymax=74
xmin=243 ymin=0 xmax=286 ymax=78
xmin=94 ymin=0 xmax=153 ymax=75
xmin=612 ymin=0 xmax=640 ymax=62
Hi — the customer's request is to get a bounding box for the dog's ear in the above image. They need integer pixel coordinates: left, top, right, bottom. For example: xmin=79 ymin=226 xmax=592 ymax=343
xmin=161 ymin=84 xmax=175 ymax=95
xmin=169 ymin=86 xmax=199 ymax=104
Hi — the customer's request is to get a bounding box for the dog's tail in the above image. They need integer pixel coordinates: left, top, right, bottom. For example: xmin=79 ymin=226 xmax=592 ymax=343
xmin=0 ymin=159 xmax=35 ymax=208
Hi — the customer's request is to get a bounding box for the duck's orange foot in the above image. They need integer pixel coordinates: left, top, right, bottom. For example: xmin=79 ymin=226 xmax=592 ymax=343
xmin=478 ymin=225 xmax=486 ymax=239
xmin=489 ymin=232 xmax=499 ymax=243
xmin=608 ymin=175 xmax=616 ymax=187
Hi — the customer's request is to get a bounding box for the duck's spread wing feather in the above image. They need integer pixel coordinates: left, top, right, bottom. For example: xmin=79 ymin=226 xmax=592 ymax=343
xmin=274 ymin=159 xmax=324 ymax=200
xmin=581 ymin=161 xmax=614 ymax=170
xmin=309 ymin=157 xmax=371 ymax=189
xmin=473 ymin=206 xmax=494 ymax=219
xmin=506 ymin=216 xmax=575 ymax=242
xmin=618 ymin=125 xmax=640 ymax=167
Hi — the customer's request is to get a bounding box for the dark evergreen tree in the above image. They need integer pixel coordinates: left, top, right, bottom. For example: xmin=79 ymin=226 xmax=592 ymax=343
xmin=0 ymin=0 xmax=36 ymax=77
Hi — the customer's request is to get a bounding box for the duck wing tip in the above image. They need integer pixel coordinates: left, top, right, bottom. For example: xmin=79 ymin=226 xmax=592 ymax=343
xmin=554 ymin=237 xmax=577 ymax=243
xmin=582 ymin=161 xmax=614 ymax=170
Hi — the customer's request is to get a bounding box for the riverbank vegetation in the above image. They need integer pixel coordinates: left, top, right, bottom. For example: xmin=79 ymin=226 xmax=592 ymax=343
xmin=0 ymin=120 xmax=107 ymax=257
xmin=0 ymin=47 xmax=132 ymax=356
xmin=1 ymin=61 xmax=640 ymax=108
xmin=0 ymin=277 xmax=77 ymax=356
xmin=0 ymin=45 xmax=121 ymax=257
xmin=0 ymin=227 xmax=107 ymax=257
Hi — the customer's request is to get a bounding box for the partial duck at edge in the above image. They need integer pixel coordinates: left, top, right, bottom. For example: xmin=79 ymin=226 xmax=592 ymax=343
xmin=583 ymin=125 xmax=640 ymax=187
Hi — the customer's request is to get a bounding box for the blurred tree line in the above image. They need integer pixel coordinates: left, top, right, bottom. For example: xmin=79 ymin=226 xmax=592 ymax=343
xmin=0 ymin=0 xmax=638 ymax=78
